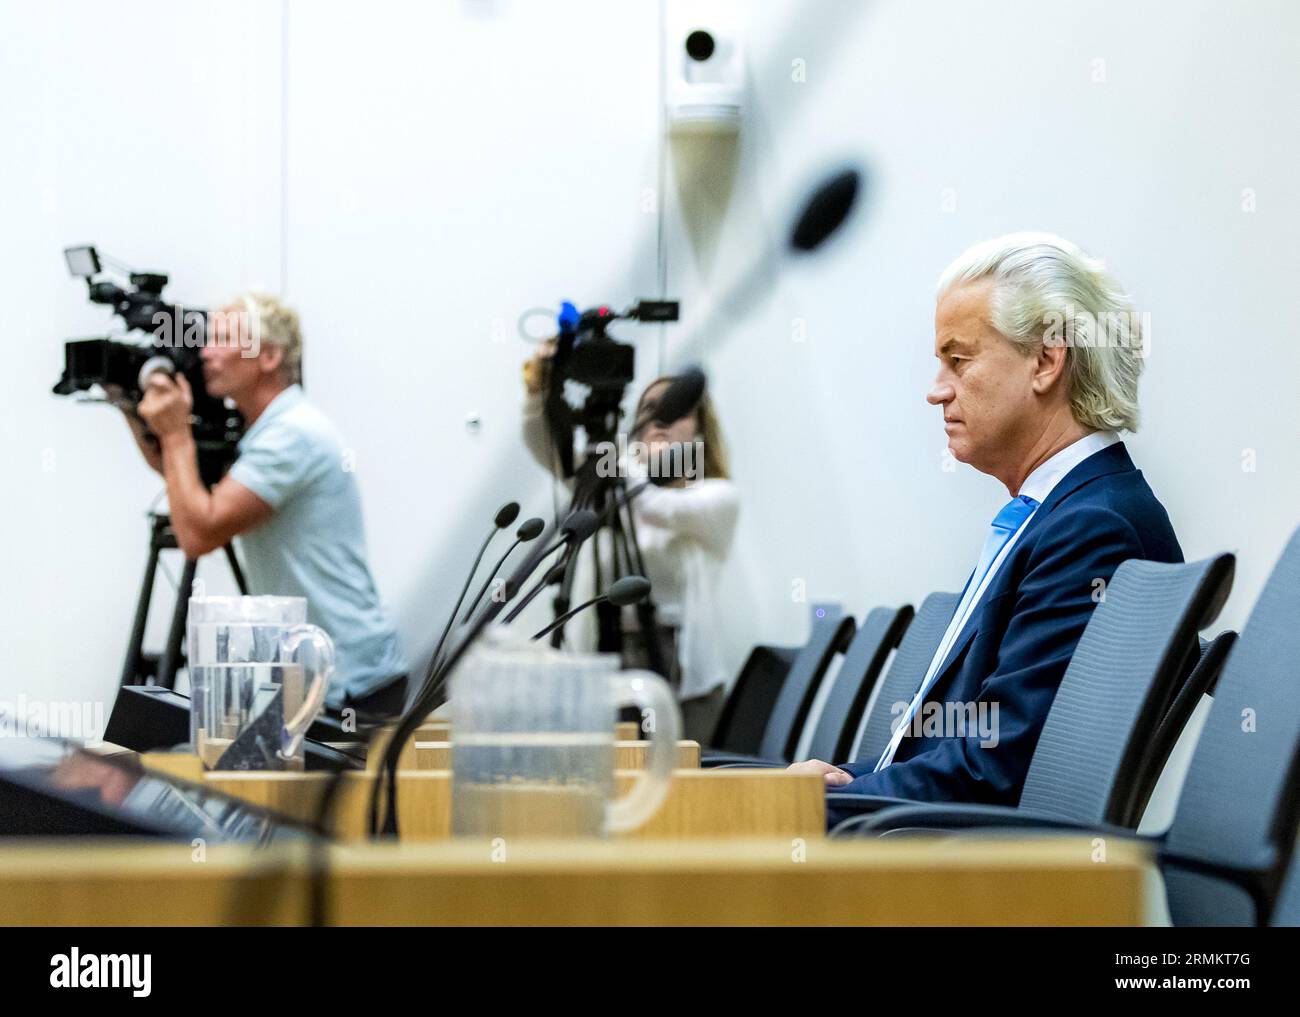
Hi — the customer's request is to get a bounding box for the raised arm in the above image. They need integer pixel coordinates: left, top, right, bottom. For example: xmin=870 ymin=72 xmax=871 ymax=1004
xmin=521 ymin=339 xmax=565 ymax=475
xmin=138 ymin=373 xmax=272 ymax=558
xmin=633 ymin=479 xmax=740 ymax=555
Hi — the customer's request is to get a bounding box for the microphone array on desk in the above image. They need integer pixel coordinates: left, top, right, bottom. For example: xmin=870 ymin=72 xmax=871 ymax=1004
xmin=369 ymin=499 xmax=648 ymax=837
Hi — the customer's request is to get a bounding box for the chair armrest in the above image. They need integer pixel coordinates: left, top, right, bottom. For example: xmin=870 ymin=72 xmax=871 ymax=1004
xmin=701 ymin=753 xmax=781 ymax=768
xmin=823 ymin=793 xmax=920 ymax=832
xmin=710 ymin=760 xmax=785 ymax=770
xmin=832 ymin=803 xmax=1071 ymax=837
xmin=832 ymin=801 xmax=1155 ymax=840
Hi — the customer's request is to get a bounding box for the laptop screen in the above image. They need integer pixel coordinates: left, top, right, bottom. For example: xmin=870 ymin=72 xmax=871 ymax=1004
xmin=0 ymin=737 xmax=319 ymax=844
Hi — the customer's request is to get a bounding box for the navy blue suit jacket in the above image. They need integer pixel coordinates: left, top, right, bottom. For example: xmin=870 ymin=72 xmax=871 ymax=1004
xmin=831 ymin=441 xmax=1181 ymax=816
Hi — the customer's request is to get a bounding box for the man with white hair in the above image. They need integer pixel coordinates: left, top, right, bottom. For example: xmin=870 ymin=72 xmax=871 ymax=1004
xmin=128 ymin=294 xmax=408 ymax=719
xmin=789 ymin=234 xmax=1181 ymax=824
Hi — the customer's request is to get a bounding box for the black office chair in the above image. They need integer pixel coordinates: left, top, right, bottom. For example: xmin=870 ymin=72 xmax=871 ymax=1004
xmin=1155 ymin=527 xmax=1300 ymax=925
xmin=706 ymin=645 xmax=800 ymax=755
xmin=707 ymin=605 xmax=913 ymax=767
xmin=829 ymin=552 xmax=1235 ymax=831
xmin=804 ymin=604 xmax=914 ymax=763
xmin=843 ymin=527 xmax=1300 ymax=926
xmin=1149 ymin=630 xmax=1237 ymax=759
xmin=701 ymin=610 xmax=855 ymax=766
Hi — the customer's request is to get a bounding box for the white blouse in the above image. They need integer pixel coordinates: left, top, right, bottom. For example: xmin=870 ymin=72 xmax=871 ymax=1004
xmin=522 ymin=393 xmax=740 ymax=698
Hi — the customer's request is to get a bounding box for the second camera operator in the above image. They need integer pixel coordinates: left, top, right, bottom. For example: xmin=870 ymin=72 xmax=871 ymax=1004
xmin=523 ymin=341 xmax=740 ymax=740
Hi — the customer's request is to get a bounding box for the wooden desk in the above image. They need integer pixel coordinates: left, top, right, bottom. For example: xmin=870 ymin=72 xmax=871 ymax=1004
xmin=0 ymin=836 xmax=1149 ymax=925
xmin=139 ymin=752 xmax=205 ymax=783
xmin=130 ymin=737 xmax=700 ymax=792
xmin=367 ymin=721 xmax=645 ymax=771
xmin=412 ymin=721 xmax=641 ymax=740
xmin=203 ymin=768 xmax=824 ymax=841
xmin=409 ymin=740 xmax=700 ymax=771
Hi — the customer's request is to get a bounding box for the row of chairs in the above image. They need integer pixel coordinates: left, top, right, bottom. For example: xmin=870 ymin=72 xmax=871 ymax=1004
xmin=701 ymin=526 xmax=1300 ymax=926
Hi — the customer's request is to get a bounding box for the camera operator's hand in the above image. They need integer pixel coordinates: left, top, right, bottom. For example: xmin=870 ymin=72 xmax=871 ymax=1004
xmin=103 ymin=382 xmax=130 ymax=410
xmin=523 ymin=339 xmax=556 ymax=396
xmin=137 ymin=373 xmax=194 ymax=442
xmin=107 ymin=383 xmax=164 ymax=475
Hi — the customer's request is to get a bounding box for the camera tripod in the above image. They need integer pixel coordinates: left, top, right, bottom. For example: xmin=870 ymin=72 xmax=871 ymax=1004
xmin=120 ymin=511 xmax=247 ymax=689
xmin=549 ymin=452 xmax=669 ymax=678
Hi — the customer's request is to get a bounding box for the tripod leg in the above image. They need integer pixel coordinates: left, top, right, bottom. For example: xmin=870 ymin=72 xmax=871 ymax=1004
xmin=610 ymin=480 xmax=667 ymax=676
xmin=224 ymin=543 xmax=249 ymax=595
xmin=121 ymin=517 xmax=164 ymax=686
xmin=157 ymin=558 xmax=199 ymax=690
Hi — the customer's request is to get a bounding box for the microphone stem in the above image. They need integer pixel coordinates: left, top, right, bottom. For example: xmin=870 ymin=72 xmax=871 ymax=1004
xmin=458 ymin=536 xmax=522 ymax=629
xmin=501 ymin=553 xmax=568 ymax=624
xmin=424 ymin=524 xmax=495 ymax=692
xmin=532 ymin=594 xmax=607 ymax=641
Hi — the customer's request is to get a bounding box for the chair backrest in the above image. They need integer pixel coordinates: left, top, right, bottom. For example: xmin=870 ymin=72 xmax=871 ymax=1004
xmin=851 ymin=592 xmax=960 ymax=767
xmin=758 ymin=611 xmax=856 ymax=761
xmin=1018 ymin=553 xmax=1234 ymax=828
xmin=1164 ymin=526 xmax=1300 ymax=926
xmin=805 ymin=605 xmax=914 ymax=762
xmin=709 ymin=644 xmax=798 ymax=753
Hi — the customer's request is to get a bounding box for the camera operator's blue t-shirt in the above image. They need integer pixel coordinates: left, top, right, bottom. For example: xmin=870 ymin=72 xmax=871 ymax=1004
xmin=229 ymin=385 xmax=406 ymax=706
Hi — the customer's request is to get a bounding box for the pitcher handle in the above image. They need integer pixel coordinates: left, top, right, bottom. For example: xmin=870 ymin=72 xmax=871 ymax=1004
xmin=277 ymin=623 xmax=335 ymax=760
xmin=605 ymin=669 xmax=681 ymax=834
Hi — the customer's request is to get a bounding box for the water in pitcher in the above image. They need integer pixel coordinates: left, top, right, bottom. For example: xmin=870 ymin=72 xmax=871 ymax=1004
xmin=190 ymin=662 xmax=305 ymax=770
xmin=451 ymin=731 xmax=617 ymax=837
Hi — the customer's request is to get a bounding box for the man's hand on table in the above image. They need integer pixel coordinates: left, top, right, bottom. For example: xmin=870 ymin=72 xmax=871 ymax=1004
xmin=787 ymin=758 xmax=853 ymax=787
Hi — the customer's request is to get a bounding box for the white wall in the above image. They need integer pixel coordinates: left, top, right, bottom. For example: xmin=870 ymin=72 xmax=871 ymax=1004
xmin=3 ymin=1 xmax=1297 ymax=753
xmin=681 ymin=0 xmax=1300 ymax=651
xmin=1 ymin=0 xmax=282 ymax=727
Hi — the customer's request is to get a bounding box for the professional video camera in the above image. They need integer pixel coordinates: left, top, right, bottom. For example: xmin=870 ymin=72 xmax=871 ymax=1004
xmin=52 ymin=245 xmax=243 ymax=485
xmin=540 ymin=298 xmax=679 ymax=477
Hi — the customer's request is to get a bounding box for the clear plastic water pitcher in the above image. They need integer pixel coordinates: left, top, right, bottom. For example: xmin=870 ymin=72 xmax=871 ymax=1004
xmin=449 ymin=633 xmax=681 ymax=838
xmin=187 ymin=595 xmax=335 ymax=771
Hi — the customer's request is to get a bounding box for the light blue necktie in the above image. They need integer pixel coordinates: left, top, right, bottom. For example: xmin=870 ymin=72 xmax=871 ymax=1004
xmin=874 ymin=494 xmax=1040 ymax=771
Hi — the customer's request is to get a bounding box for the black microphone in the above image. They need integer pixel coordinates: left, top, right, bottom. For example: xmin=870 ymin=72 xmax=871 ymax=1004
xmin=494 ymin=502 xmax=522 ymax=529
xmin=654 ymin=366 xmax=706 ymax=424
xmin=422 ymin=501 xmax=519 ymax=691
xmin=500 ymin=509 xmax=599 ymax=624
xmin=630 ymin=366 xmax=707 ymax=437
xmin=458 ymin=516 xmax=545 ymax=627
xmin=668 ymin=163 xmax=866 ymax=369
xmin=790 ymin=167 xmax=861 ymax=253
xmin=530 ymin=576 xmax=651 ymax=641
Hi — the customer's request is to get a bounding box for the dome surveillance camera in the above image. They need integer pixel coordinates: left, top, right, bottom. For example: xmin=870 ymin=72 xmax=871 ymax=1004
xmin=668 ymin=22 xmax=743 ymax=134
